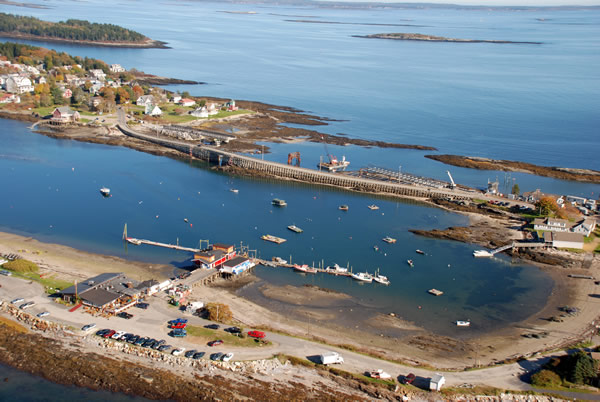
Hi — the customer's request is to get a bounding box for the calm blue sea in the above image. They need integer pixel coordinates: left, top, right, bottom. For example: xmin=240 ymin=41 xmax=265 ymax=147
xmin=0 ymin=0 xmax=598 ymax=392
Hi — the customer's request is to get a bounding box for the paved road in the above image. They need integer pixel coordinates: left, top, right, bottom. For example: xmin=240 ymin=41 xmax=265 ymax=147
xmin=0 ymin=274 xmax=579 ymax=393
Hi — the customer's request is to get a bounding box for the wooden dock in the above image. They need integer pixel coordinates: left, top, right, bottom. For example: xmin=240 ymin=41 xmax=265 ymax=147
xmin=255 ymin=258 xmax=353 ymax=277
xmin=125 ymin=237 xmax=200 ymax=253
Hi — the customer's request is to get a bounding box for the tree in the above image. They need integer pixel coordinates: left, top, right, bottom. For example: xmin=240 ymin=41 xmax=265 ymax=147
xmin=568 ymin=351 xmax=597 ymax=385
xmin=116 ymin=87 xmax=130 ymax=104
xmin=204 ymin=303 xmax=232 ymax=323
xmin=511 ymin=183 xmax=520 ymax=195
xmin=531 ymin=370 xmax=561 ymax=388
xmin=132 ymin=85 xmax=143 ymax=100
xmin=535 ymin=196 xmax=559 ymax=217
xmin=71 ymin=87 xmax=85 ymax=104
xmin=51 ymin=86 xmax=65 ymax=105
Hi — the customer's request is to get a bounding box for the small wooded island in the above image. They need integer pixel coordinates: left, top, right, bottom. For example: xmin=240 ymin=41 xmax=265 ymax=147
xmin=0 ymin=13 xmax=168 ymax=48
xmin=353 ymin=32 xmax=542 ymax=45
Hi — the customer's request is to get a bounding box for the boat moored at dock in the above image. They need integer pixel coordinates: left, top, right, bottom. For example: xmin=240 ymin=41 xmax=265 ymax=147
xmin=473 ymin=250 xmax=493 ymax=257
xmin=325 ymin=263 xmax=348 ymax=273
xmin=351 ymin=272 xmax=373 ymax=283
xmin=294 ymin=264 xmax=317 ymax=273
xmin=261 ymin=234 xmax=286 ymax=244
xmin=373 ymin=273 xmax=390 ymax=285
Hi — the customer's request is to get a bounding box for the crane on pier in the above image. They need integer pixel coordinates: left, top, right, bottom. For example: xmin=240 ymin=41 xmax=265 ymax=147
xmin=287 ymin=152 xmax=301 ymax=167
xmin=318 ymin=136 xmax=349 ymax=171
xmin=447 ymin=171 xmax=456 ymax=189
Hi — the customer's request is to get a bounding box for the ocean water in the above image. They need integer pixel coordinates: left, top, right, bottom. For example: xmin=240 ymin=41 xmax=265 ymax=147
xmin=0 ymin=0 xmax=597 ymax=351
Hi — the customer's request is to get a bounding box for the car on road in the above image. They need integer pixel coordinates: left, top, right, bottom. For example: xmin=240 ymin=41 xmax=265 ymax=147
xmin=221 ymin=352 xmax=234 ymax=362
xmin=172 ymin=348 xmax=185 ymax=356
xmin=117 ymin=312 xmax=133 ymax=319
xmin=210 ymin=352 xmax=224 ymax=361
xmin=208 ymin=340 xmax=223 ymax=347
xmin=82 ymin=323 xmax=97 ymax=332
xmin=185 ymin=350 xmax=197 ymax=358
xmin=135 ymin=302 xmax=149 ymax=309
xmin=169 ymin=329 xmax=187 ymax=337
xmin=193 ymin=352 xmax=205 ymax=360
xmin=205 ymin=324 xmax=220 ymax=330
xmin=36 ymin=311 xmax=50 ymax=318
xmin=0 ymin=270 xmax=12 ymax=276
xmin=225 ymin=326 xmax=241 ymax=334
xmin=19 ymin=301 xmax=35 ymax=310
xmin=103 ymin=330 xmax=116 ymax=338
xmin=247 ymin=330 xmax=265 ymax=339
xmin=402 ymin=373 xmax=416 ymax=385
xmin=10 ymin=298 xmax=24 ymax=304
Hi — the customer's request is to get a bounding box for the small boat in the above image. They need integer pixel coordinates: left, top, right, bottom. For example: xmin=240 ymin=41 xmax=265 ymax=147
xmin=373 ymin=245 xmax=379 ymax=251
xmin=428 ymin=288 xmax=444 ymax=296
xmin=416 ymin=249 xmax=425 ymax=255
xmin=407 ymin=259 xmax=414 ymax=267
xmin=126 ymin=238 xmax=142 ymax=245
xmin=339 ymin=205 xmax=349 ymax=211
xmin=294 ymin=264 xmax=317 ymax=273
xmin=272 ymin=256 xmax=287 ymax=265
xmin=230 ymin=188 xmax=239 ymax=193
xmin=261 ymin=234 xmax=286 ymax=244
xmin=99 ymin=187 xmax=110 ymax=197
xmin=367 ymin=204 xmax=379 ymax=210
xmin=287 ymin=225 xmax=303 ymax=233
xmin=184 ymin=218 xmax=189 ymax=223
xmin=473 ymin=250 xmax=493 ymax=257
xmin=272 ymin=198 xmax=287 ymax=207
xmin=456 ymin=320 xmax=471 ymax=327
xmin=351 ymin=272 xmax=373 ymax=283
xmin=382 ymin=236 xmax=396 ymax=244
xmin=373 ymin=274 xmax=390 ymax=285
xmin=326 ymin=263 xmax=348 ymax=273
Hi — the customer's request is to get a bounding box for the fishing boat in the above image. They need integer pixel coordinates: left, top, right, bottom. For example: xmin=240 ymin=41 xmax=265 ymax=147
xmin=326 ymin=263 xmax=348 ymax=273
xmin=382 ymin=236 xmax=396 ymax=244
xmin=351 ymin=272 xmax=373 ymax=283
xmin=339 ymin=205 xmax=349 ymax=211
xmin=367 ymin=204 xmax=379 ymax=210
xmin=373 ymin=273 xmax=390 ymax=285
xmin=261 ymin=234 xmax=286 ymax=244
xmin=99 ymin=187 xmax=111 ymax=197
xmin=272 ymin=198 xmax=287 ymax=207
xmin=272 ymin=256 xmax=287 ymax=265
xmin=428 ymin=288 xmax=444 ymax=296
xmin=287 ymin=225 xmax=303 ymax=233
xmin=416 ymin=249 xmax=425 ymax=255
xmin=456 ymin=320 xmax=471 ymax=327
xmin=318 ymin=155 xmax=350 ymax=171
xmin=473 ymin=250 xmax=493 ymax=257
xmin=294 ymin=264 xmax=317 ymax=273
xmin=407 ymin=259 xmax=414 ymax=267
xmin=230 ymin=188 xmax=239 ymax=193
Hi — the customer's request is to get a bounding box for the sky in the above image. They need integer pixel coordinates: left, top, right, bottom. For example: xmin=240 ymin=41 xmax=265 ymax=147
xmin=318 ymin=0 xmax=600 ymax=6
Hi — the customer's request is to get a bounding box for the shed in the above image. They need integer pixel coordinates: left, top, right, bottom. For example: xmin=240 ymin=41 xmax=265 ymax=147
xmin=429 ymin=373 xmax=445 ymax=391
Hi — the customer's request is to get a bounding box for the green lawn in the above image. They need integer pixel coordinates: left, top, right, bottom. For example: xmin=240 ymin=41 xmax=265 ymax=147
xmin=2 ymin=268 xmax=73 ymax=294
xmin=32 ymin=106 xmax=56 ymax=117
xmin=186 ymin=325 xmax=271 ymax=348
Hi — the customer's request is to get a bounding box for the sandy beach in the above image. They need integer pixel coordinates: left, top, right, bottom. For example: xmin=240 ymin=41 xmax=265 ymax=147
xmin=2 ymin=229 xmax=598 ymax=371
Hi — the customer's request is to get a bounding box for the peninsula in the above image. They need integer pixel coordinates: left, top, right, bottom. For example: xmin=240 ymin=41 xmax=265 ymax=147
xmin=0 ymin=13 xmax=168 ymax=48
xmin=353 ymin=33 xmax=543 ymax=45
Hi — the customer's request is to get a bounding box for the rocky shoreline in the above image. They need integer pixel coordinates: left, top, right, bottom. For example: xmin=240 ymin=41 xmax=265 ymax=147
xmin=354 ymin=33 xmax=543 ymax=45
xmin=0 ymin=32 xmax=169 ymax=48
xmin=426 ymin=154 xmax=600 ymax=184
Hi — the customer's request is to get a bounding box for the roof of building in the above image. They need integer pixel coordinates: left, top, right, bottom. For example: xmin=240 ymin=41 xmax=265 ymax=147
xmin=60 ymin=272 xmax=123 ymax=296
xmin=80 ymin=288 xmax=121 ymax=307
xmin=430 ymin=374 xmax=445 ymax=383
xmin=193 ymin=249 xmax=225 ymax=262
xmin=55 ymin=106 xmax=76 ymax=115
xmin=213 ymin=243 xmax=234 ymax=251
xmin=552 ymin=232 xmax=584 ymax=243
xmin=223 ymin=256 xmax=249 ymax=268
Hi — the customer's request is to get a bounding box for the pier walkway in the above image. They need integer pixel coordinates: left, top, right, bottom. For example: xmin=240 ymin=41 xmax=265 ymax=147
xmin=490 ymin=241 xmax=546 ymax=255
xmin=117 ymin=117 xmax=481 ymax=201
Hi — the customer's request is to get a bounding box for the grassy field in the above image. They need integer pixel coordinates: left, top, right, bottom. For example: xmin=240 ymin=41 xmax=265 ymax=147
xmin=0 ymin=316 xmax=29 ymax=333
xmin=186 ymin=325 xmax=271 ymax=348
xmin=2 ymin=268 xmax=72 ymax=294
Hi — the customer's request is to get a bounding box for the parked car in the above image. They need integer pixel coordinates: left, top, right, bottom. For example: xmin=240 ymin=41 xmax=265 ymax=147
xmin=111 ymin=331 xmax=126 ymax=340
xmin=103 ymin=330 xmax=116 ymax=338
xmin=135 ymin=302 xmax=149 ymax=309
xmin=96 ymin=329 xmax=111 ymax=337
xmin=185 ymin=350 xmax=197 ymax=358
xmin=205 ymin=324 xmax=220 ymax=330
xmin=134 ymin=337 xmax=147 ymax=346
xmin=36 ymin=311 xmax=50 ymax=318
xmin=0 ymin=270 xmax=12 ymax=276
xmin=225 ymin=326 xmax=241 ymax=334
xmin=19 ymin=301 xmax=35 ymax=310
xmin=10 ymin=298 xmax=24 ymax=304
xmin=168 ymin=318 xmax=188 ymax=325
xmin=82 ymin=323 xmax=97 ymax=332
xmin=208 ymin=340 xmax=223 ymax=347
xmin=117 ymin=312 xmax=133 ymax=319
xmin=169 ymin=329 xmax=187 ymax=338
xmin=193 ymin=352 xmax=205 ymax=360
xmin=158 ymin=344 xmax=172 ymax=352
xmin=221 ymin=352 xmax=234 ymax=362
xmin=247 ymin=330 xmax=265 ymax=339
xmin=210 ymin=352 xmax=224 ymax=361
xmin=172 ymin=348 xmax=185 ymax=356
xmin=403 ymin=373 xmax=416 ymax=385
xmin=169 ymin=322 xmax=187 ymax=329
xmin=128 ymin=335 xmax=140 ymax=344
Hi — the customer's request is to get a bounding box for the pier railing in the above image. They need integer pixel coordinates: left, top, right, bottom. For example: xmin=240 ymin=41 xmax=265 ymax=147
xmin=117 ymin=123 xmax=477 ymax=201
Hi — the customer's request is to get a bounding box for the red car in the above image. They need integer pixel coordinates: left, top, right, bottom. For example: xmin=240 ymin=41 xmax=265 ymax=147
xmin=247 ymin=330 xmax=265 ymax=339
xmin=169 ymin=322 xmax=187 ymax=329
xmin=208 ymin=340 xmax=223 ymax=347
xmin=103 ymin=330 xmax=116 ymax=339
xmin=403 ymin=373 xmax=416 ymax=384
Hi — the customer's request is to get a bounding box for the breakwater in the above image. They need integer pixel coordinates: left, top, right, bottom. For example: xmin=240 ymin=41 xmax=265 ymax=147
xmin=117 ymin=123 xmax=478 ymax=201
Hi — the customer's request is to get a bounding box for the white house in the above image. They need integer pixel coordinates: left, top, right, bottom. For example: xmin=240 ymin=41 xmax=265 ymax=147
xmin=24 ymin=65 xmax=40 ymax=75
xmin=533 ymin=218 xmax=570 ymax=233
xmin=191 ymin=106 xmax=208 ymax=118
xmin=544 ymin=232 xmax=584 ymax=250
xmin=109 ymin=64 xmax=125 ymax=73
xmin=5 ymin=76 xmax=33 ymax=94
xmin=207 ymin=103 xmax=219 ymax=115
xmin=89 ymin=69 xmax=106 ymax=81
xmin=171 ymin=95 xmax=181 ymax=104
xmin=572 ymin=218 xmax=597 ymax=237
xmin=178 ymin=98 xmax=195 ymax=107
xmin=429 ymin=374 xmax=445 ymax=391
xmin=566 ymin=195 xmax=587 ymax=206
xmin=136 ymin=95 xmax=155 ymax=106
xmin=145 ymin=104 xmax=162 ymax=116
xmin=0 ymin=93 xmax=20 ymax=104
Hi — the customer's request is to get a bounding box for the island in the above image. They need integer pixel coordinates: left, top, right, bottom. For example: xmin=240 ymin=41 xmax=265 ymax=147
xmin=353 ymin=32 xmax=543 ymax=45
xmin=0 ymin=13 xmax=168 ymax=48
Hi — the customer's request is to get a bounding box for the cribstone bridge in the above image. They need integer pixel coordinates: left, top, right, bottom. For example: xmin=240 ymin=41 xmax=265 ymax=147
xmin=117 ymin=123 xmax=481 ymax=201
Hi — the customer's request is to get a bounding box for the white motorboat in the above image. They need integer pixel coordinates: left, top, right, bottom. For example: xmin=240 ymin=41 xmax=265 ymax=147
xmin=351 ymin=272 xmax=373 ymax=283
xmin=373 ymin=274 xmax=390 ymax=285
xmin=99 ymin=187 xmax=110 ymax=197
xmin=456 ymin=320 xmax=471 ymax=327
xmin=473 ymin=250 xmax=493 ymax=257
